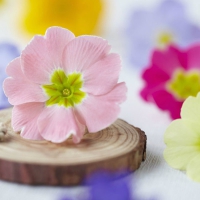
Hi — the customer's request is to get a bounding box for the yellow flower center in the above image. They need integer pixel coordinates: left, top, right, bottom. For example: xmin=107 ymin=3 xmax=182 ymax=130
xmin=42 ymin=69 xmax=86 ymax=108
xmin=62 ymin=88 xmax=71 ymax=96
xmin=157 ymin=32 xmax=174 ymax=48
xmin=166 ymin=69 xmax=200 ymax=100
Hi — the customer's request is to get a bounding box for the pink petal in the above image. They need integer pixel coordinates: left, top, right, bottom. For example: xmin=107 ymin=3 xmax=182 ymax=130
xmin=63 ymin=36 xmax=111 ymax=74
xmin=12 ymin=103 xmax=45 ymax=140
xmin=140 ymin=65 xmax=168 ymax=101
xmin=152 ymin=46 xmax=186 ymax=76
xmin=3 ymin=77 xmax=47 ymax=105
xmin=75 ymin=83 xmax=127 ymax=133
xmin=187 ymin=45 xmax=200 ymax=70
xmin=83 ymin=53 xmax=121 ymax=95
xmin=4 ymin=57 xmax=47 ymax=105
xmin=37 ymin=106 xmax=85 ymax=143
xmin=168 ymin=45 xmax=188 ymax=70
xmin=103 ymin=82 xmax=127 ymax=103
xmin=142 ymin=64 xmax=170 ymax=86
xmin=21 ymin=27 xmax=75 ymax=84
xmin=140 ymin=85 xmax=164 ymax=101
xmin=6 ymin=57 xmax=23 ymax=79
xmin=151 ymin=90 xmax=182 ymax=119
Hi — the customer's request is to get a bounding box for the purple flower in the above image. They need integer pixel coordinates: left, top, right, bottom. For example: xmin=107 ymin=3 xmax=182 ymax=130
xmin=58 ymin=171 xmax=157 ymax=200
xmin=0 ymin=42 xmax=19 ymax=109
xmin=126 ymin=0 xmax=200 ymax=68
xmin=87 ymin=171 xmax=131 ymax=200
xmin=58 ymin=171 xmax=132 ymax=200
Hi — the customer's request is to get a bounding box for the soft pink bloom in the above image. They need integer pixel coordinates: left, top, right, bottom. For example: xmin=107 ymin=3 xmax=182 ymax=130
xmin=3 ymin=27 xmax=127 ymax=143
xmin=140 ymin=44 xmax=200 ymax=119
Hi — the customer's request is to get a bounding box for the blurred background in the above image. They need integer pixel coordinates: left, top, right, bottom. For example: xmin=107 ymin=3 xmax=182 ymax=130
xmin=1 ymin=0 xmax=200 ymax=200
xmin=0 ymin=0 xmax=200 ymax=47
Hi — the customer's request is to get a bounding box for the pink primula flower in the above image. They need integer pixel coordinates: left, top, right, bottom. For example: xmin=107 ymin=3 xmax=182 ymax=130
xmin=3 ymin=27 xmax=127 ymax=143
xmin=141 ymin=44 xmax=200 ymax=119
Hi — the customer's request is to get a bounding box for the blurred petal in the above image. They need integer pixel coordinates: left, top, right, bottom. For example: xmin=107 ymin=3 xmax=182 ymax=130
xmin=152 ymin=46 xmax=186 ymax=75
xmin=164 ymin=146 xmax=199 ymax=170
xmin=164 ymin=119 xmax=200 ymax=147
xmin=187 ymin=45 xmax=200 ymax=70
xmin=181 ymin=94 xmax=200 ymax=122
xmin=87 ymin=171 xmax=131 ymax=200
xmin=142 ymin=64 xmax=170 ymax=86
xmin=164 ymin=119 xmax=200 ymax=170
xmin=151 ymin=90 xmax=182 ymax=119
xmin=187 ymin=155 xmax=200 ymax=182
xmin=157 ymin=0 xmax=186 ymax=22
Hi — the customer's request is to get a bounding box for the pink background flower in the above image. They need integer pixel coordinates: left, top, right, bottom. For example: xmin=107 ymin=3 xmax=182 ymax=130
xmin=140 ymin=44 xmax=200 ymax=119
xmin=3 ymin=27 xmax=127 ymax=143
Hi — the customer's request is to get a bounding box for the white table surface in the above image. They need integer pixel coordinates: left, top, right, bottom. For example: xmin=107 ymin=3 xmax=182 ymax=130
xmin=1 ymin=0 xmax=200 ymax=200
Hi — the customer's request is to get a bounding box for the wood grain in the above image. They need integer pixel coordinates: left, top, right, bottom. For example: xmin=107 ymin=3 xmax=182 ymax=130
xmin=0 ymin=108 xmax=146 ymax=185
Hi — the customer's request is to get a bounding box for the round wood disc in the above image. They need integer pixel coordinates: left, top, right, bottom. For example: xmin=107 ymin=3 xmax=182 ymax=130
xmin=0 ymin=108 xmax=146 ymax=185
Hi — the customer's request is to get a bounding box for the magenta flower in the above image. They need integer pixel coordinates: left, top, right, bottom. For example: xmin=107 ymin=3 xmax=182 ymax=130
xmin=3 ymin=27 xmax=127 ymax=143
xmin=140 ymin=44 xmax=200 ymax=119
xmin=127 ymin=0 xmax=200 ymax=68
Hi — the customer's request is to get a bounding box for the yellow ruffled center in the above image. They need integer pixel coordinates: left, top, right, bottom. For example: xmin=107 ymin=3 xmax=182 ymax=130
xmin=42 ymin=69 xmax=86 ymax=107
xmin=166 ymin=69 xmax=200 ymax=100
xmin=157 ymin=32 xmax=174 ymax=48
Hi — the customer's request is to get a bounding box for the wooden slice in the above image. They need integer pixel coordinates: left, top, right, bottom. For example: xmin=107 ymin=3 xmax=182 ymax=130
xmin=0 ymin=108 xmax=146 ymax=186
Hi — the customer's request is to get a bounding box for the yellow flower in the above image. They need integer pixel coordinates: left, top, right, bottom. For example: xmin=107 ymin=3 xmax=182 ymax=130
xmin=22 ymin=0 xmax=103 ymax=36
xmin=164 ymin=93 xmax=200 ymax=182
